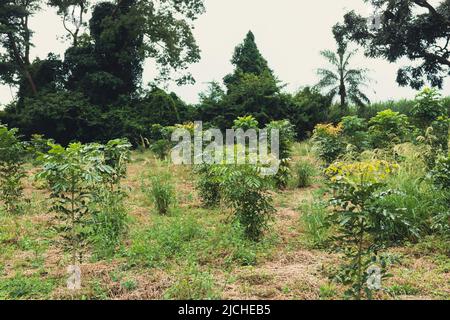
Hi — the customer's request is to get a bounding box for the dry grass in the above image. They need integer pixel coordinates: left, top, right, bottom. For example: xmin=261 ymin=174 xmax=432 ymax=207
xmin=0 ymin=144 xmax=448 ymax=300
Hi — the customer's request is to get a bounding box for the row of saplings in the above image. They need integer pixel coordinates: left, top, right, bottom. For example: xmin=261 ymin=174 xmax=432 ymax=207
xmin=0 ymin=126 xmax=132 ymax=289
xmin=310 ymin=88 xmax=450 ymax=300
xmin=0 ymin=116 xmax=300 ymax=293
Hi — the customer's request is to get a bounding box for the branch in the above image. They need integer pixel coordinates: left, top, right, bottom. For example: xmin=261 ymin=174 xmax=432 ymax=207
xmin=412 ymin=0 xmax=439 ymax=17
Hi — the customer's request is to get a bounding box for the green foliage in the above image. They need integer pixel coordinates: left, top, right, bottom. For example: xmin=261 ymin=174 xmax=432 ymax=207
xmin=299 ymin=200 xmax=330 ymax=248
xmin=325 ymin=160 xmax=410 ymax=299
xmin=195 ymin=164 xmax=221 ymax=208
xmin=266 ymin=120 xmax=295 ymax=189
xmin=150 ymin=139 xmax=172 ymax=160
xmin=25 ymin=134 xmax=55 ymax=164
xmin=102 ymin=138 xmax=132 ymax=189
xmin=289 ymin=87 xmax=331 ymax=139
xmin=340 ymin=116 xmax=369 ymax=152
xmin=431 ymin=154 xmax=450 ymax=190
xmin=312 ymin=123 xmax=345 ymax=164
xmin=214 ymin=164 xmax=275 ymax=241
xmin=337 ymin=1 xmax=450 ymax=89
xmin=164 ymin=263 xmax=220 ymax=300
xmin=0 ymin=125 xmax=27 ymax=214
xmin=232 ymin=115 xmax=259 ymax=131
xmin=90 ymin=189 xmax=129 ymax=260
xmin=148 ymin=171 xmax=175 ymax=215
xmin=316 ymin=41 xmax=371 ymax=108
xmin=0 ymin=273 xmax=57 ymax=300
xmin=37 ymin=143 xmax=106 ymax=263
xmin=7 ymin=91 xmax=102 ymax=145
xmin=368 ymin=109 xmax=410 ymax=148
xmin=295 ymin=161 xmax=315 ymax=188
xmin=411 ymin=88 xmax=447 ymax=130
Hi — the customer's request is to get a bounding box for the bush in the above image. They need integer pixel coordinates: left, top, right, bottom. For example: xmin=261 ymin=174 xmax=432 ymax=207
xmin=215 ymin=164 xmax=275 ymax=241
xmin=411 ymin=88 xmax=447 ymax=130
xmin=265 ymin=120 xmax=295 ymax=189
xmin=102 ymin=138 xmax=132 ymax=189
xmin=37 ymin=143 xmax=105 ymax=264
xmin=325 ymin=160 xmax=412 ymax=299
xmin=0 ymin=125 xmax=27 ymax=214
xmin=232 ymin=115 xmax=259 ymax=130
xmin=295 ymin=161 xmax=315 ymax=188
xmin=368 ymin=109 xmax=410 ymax=149
xmin=148 ymin=172 xmax=175 ymax=215
xmin=340 ymin=116 xmax=369 ymax=152
xmin=195 ymin=164 xmax=221 ymax=208
xmin=312 ymin=123 xmax=345 ymax=164
xmin=431 ymin=154 xmax=450 ymax=190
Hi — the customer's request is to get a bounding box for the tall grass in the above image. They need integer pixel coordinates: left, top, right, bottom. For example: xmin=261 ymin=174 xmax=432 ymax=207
xmin=294 ymin=161 xmax=315 ymax=188
xmin=371 ymin=143 xmax=449 ymax=241
xmin=299 ymin=200 xmax=330 ymax=248
xmin=148 ymin=171 xmax=175 ymax=215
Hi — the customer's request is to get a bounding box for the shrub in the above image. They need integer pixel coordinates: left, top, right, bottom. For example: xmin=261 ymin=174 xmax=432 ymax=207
xmin=312 ymin=123 xmax=345 ymax=164
xmin=265 ymin=120 xmax=295 ymax=189
xmin=150 ymin=139 xmax=172 ymax=160
xmin=295 ymin=161 xmax=315 ymax=188
xmin=37 ymin=143 xmax=105 ymax=264
xmin=102 ymin=138 xmax=132 ymax=189
xmin=431 ymin=154 xmax=450 ymax=190
xmin=215 ymin=164 xmax=275 ymax=241
xmin=368 ymin=109 xmax=410 ymax=149
xmin=411 ymin=88 xmax=447 ymax=130
xmin=195 ymin=164 xmax=221 ymax=208
xmin=325 ymin=160 xmax=412 ymax=299
xmin=429 ymin=154 xmax=450 ymax=234
xmin=0 ymin=125 xmax=27 ymax=214
xmin=25 ymin=134 xmax=55 ymax=165
xmin=232 ymin=115 xmax=259 ymax=130
xmin=149 ymin=171 xmax=175 ymax=215
xmin=340 ymin=116 xmax=370 ymax=152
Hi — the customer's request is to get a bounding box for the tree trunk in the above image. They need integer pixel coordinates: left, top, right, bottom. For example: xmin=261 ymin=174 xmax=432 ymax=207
xmin=8 ymin=33 xmax=37 ymax=95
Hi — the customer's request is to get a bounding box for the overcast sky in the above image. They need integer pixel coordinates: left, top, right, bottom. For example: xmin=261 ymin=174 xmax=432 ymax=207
xmin=0 ymin=0 xmax=448 ymax=107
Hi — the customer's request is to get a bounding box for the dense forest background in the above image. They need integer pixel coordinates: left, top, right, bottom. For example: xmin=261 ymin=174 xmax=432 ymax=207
xmin=1 ymin=0 xmax=449 ymax=145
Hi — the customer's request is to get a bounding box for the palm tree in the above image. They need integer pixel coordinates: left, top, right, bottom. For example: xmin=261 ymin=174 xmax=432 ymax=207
xmin=316 ymin=46 xmax=371 ymax=108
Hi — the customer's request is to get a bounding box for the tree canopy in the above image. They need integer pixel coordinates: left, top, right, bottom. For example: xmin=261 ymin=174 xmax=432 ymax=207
xmin=335 ymin=0 xmax=450 ymax=89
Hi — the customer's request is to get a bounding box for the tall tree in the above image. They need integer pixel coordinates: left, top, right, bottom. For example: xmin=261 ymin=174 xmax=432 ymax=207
xmin=48 ymin=0 xmax=89 ymax=47
xmin=316 ymin=31 xmax=371 ymax=108
xmin=0 ymin=0 xmax=41 ymax=95
xmin=224 ymin=31 xmax=274 ymax=88
xmin=336 ymin=0 xmax=450 ymax=89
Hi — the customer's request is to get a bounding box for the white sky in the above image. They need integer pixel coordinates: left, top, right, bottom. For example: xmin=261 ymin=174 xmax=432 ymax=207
xmin=0 ymin=0 xmax=448 ymax=107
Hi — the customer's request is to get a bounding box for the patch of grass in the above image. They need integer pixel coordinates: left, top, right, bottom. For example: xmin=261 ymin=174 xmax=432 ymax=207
xmin=164 ymin=264 xmax=221 ymax=300
xmin=127 ymin=210 xmax=275 ymax=269
xmin=319 ymin=283 xmax=338 ymax=299
xmin=145 ymin=171 xmax=175 ymax=215
xmin=299 ymin=200 xmax=331 ymax=248
xmin=294 ymin=161 xmax=315 ymax=188
xmin=387 ymin=284 xmax=420 ymax=296
xmin=128 ymin=214 xmax=204 ymax=268
xmin=121 ymin=279 xmax=138 ymax=292
xmin=0 ymin=273 xmax=58 ymax=299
